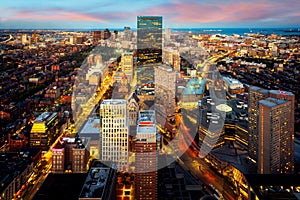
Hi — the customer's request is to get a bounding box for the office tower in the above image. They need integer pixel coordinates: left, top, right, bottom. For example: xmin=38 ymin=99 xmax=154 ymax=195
xmin=135 ymin=110 xmax=157 ymax=200
xmin=32 ymin=33 xmax=38 ymax=43
xmin=154 ymin=65 xmax=176 ymax=124
xmin=69 ymin=35 xmax=75 ymax=45
xmin=165 ymin=28 xmax=171 ymax=41
xmin=21 ymin=34 xmax=27 ymax=45
xmin=76 ymin=35 xmax=85 ymax=44
xmin=124 ymin=26 xmax=132 ymax=41
xmin=30 ymin=112 xmax=58 ymax=149
xmin=92 ymin=30 xmax=102 ymax=42
xmin=52 ymin=137 xmax=90 ymax=173
xmin=99 ymin=99 xmax=129 ymax=171
xmin=248 ymin=86 xmax=269 ymax=162
xmin=127 ymin=92 xmax=140 ymax=127
xmin=137 ymin=16 xmax=162 ymax=64
xmin=258 ymin=97 xmax=294 ymax=174
xmin=121 ymin=52 xmax=134 ymax=82
xmin=102 ymin=28 xmax=111 ymax=40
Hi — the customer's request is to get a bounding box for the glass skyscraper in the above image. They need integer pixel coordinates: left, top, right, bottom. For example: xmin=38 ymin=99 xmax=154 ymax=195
xmin=137 ymin=16 xmax=162 ymax=65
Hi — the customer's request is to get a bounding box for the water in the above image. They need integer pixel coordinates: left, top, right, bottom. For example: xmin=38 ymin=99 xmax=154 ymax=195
xmin=1 ymin=27 xmax=300 ymax=36
xmin=171 ymin=28 xmax=300 ymax=36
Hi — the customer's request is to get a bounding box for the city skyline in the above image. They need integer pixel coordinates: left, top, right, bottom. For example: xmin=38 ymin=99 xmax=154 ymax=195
xmin=1 ymin=0 xmax=300 ymax=29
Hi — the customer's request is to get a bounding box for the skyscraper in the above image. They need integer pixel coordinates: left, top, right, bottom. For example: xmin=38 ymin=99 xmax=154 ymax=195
xmin=121 ymin=52 xmax=134 ymax=82
xmin=248 ymin=87 xmax=294 ymax=174
xmin=258 ymin=97 xmax=294 ymax=174
xmin=154 ymin=65 xmax=176 ymax=125
xmin=137 ymin=16 xmax=162 ymax=65
xmin=248 ymin=86 xmax=269 ymax=162
xmin=135 ymin=110 xmax=157 ymax=200
xmin=99 ymin=99 xmax=129 ymax=171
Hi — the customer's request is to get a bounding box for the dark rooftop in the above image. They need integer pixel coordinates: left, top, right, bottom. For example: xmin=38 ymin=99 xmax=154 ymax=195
xmin=33 ymin=173 xmax=87 ymax=200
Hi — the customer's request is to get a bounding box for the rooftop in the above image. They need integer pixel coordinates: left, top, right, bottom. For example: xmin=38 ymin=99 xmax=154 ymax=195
xmin=259 ymin=97 xmax=289 ymax=107
xmin=223 ymin=76 xmax=243 ymax=86
xmin=79 ymin=161 xmax=116 ymax=199
xmin=101 ymin=99 xmax=126 ymax=105
xmin=35 ymin=112 xmax=57 ymax=123
xmin=79 ymin=117 xmax=100 ymax=135
xmin=182 ymin=78 xmax=205 ymax=95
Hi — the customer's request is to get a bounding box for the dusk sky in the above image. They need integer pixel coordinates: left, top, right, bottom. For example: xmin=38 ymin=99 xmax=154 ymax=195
xmin=1 ymin=0 xmax=300 ymax=29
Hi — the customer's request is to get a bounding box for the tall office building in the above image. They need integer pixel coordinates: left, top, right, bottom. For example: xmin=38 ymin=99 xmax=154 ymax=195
xmin=92 ymin=30 xmax=102 ymax=42
xmin=21 ymin=34 xmax=27 ymax=45
xmin=248 ymin=86 xmax=269 ymax=162
xmin=135 ymin=110 xmax=157 ymax=200
xmin=121 ymin=52 xmax=134 ymax=82
xmin=154 ymin=65 xmax=176 ymax=124
xmin=137 ymin=16 xmax=162 ymax=64
xmin=124 ymin=26 xmax=132 ymax=41
xmin=99 ymin=99 xmax=129 ymax=171
xmin=258 ymin=98 xmax=294 ymax=174
xmin=165 ymin=28 xmax=171 ymax=41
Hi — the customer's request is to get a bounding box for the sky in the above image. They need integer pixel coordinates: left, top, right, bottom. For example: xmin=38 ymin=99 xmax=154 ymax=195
xmin=0 ymin=0 xmax=300 ymax=29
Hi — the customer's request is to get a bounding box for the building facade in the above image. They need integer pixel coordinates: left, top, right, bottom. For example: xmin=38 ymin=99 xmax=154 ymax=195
xmin=258 ymin=98 xmax=294 ymax=174
xmin=135 ymin=110 xmax=157 ymax=200
xmin=248 ymin=87 xmax=269 ymax=163
xmin=248 ymin=87 xmax=294 ymax=173
xmin=121 ymin=52 xmax=134 ymax=82
xmin=52 ymin=137 xmax=90 ymax=173
xmin=154 ymin=65 xmax=176 ymax=119
xmin=30 ymin=112 xmax=58 ymax=150
xmin=137 ymin=16 xmax=162 ymax=65
xmin=99 ymin=99 xmax=129 ymax=171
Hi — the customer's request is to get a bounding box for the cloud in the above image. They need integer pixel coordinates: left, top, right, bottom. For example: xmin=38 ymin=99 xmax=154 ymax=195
xmin=2 ymin=8 xmax=107 ymax=23
xmin=1 ymin=0 xmax=300 ymax=27
xmin=140 ymin=0 xmax=300 ymax=24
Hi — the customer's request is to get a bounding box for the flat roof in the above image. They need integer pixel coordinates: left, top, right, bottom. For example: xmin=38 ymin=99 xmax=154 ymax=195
xmin=79 ymin=161 xmax=116 ymax=199
xmin=223 ymin=76 xmax=243 ymax=85
xmin=137 ymin=110 xmax=156 ymax=134
xmin=79 ymin=118 xmax=100 ymax=135
xmin=250 ymin=86 xmax=269 ymax=95
xmin=259 ymin=97 xmax=288 ymax=107
xmin=35 ymin=112 xmax=57 ymax=123
xmin=101 ymin=99 xmax=126 ymax=105
xmin=269 ymin=90 xmax=294 ymax=96
xmin=182 ymin=78 xmax=205 ymax=95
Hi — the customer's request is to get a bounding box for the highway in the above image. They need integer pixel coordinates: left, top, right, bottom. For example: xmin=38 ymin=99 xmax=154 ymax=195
xmin=160 ymin=51 xmax=238 ymax=200
xmin=0 ymin=34 xmax=14 ymax=44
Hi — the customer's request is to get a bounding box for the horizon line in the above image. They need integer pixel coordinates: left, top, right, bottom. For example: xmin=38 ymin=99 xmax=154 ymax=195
xmin=0 ymin=27 xmax=300 ymax=31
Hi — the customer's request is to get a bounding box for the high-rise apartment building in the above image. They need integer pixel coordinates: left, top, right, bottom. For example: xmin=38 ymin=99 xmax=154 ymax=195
xmin=137 ymin=16 xmax=162 ymax=64
xmin=248 ymin=86 xmax=269 ymax=162
xmin=99 ymin=99 xmax=129 ymax=171
xmin=135 ymin=110 xmax=157 ymax=200
xmin=248 ymin=87 xmax=294 ymax=174
xmin=258 ymin=98 xmax=294 ymax=174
